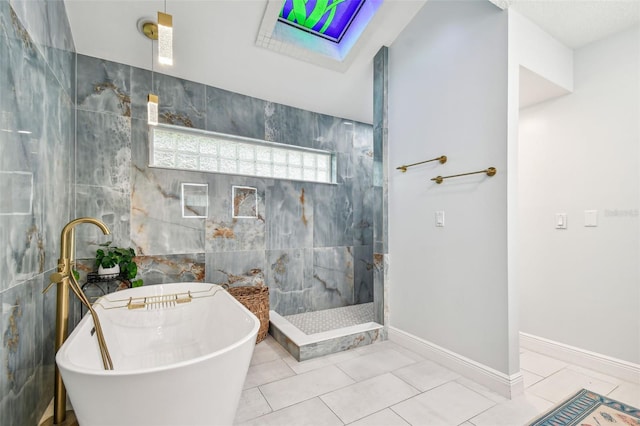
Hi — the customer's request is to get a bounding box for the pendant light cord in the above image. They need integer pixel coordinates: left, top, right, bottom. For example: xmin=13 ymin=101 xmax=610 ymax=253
xmin=151 ymin=36 xmax=154 ymax=91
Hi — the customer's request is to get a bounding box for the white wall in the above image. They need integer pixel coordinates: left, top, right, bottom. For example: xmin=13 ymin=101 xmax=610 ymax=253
xmin=518 ymin=26 xmax=640 ymax=365
xmin=389 ymin=0 xmax=513 ymax=376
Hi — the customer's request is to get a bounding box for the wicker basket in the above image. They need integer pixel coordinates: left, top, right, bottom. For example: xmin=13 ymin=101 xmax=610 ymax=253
xmin=227 ymin=285 xmax=270 ymax=344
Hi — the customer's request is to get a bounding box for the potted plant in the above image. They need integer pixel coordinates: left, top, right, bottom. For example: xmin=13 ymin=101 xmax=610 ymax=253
xmin=95 ymin=242 xmax=143 ymax=287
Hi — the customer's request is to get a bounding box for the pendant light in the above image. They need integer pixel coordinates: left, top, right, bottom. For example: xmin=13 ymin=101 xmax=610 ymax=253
xmin=157 ymin=10 xmax=173 ymax=66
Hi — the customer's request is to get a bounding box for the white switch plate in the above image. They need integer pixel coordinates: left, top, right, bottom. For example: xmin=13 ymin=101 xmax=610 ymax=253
xmin=555 ymin=213 xmax=567 ymax=229
xmin=585 ymin=210 xmax=598 ymax=227
xmin=435 ymin=211 xmax=445 ymax=227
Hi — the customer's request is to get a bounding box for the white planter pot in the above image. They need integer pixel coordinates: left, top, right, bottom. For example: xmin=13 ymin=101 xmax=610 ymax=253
xmin=98 ymin=264 xmax=120 ymax=276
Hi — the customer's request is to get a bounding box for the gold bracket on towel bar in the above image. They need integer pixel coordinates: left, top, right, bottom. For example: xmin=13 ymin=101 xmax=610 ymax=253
xmin=396 ymin=155 xmax=447 ymax=173
xmin=431 ymin=167 xmax=497 ymax=184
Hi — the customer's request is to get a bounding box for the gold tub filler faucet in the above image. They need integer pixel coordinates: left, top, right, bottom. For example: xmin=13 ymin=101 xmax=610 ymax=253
xmin=42 ymin=217 xmax=114 ymax=426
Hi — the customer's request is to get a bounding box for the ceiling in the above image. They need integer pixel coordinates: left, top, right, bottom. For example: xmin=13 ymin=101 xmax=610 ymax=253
xmin=64 ymin=0 xmax=639 ymax=123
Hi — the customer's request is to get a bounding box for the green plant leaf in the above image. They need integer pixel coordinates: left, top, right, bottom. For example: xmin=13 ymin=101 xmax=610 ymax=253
xmin=131 ymin=279 xmax=143 ymax=288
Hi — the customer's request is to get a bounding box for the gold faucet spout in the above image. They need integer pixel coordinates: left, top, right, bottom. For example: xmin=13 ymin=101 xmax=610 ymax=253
xmin=60 ymin=217 xmax=110 ymax=260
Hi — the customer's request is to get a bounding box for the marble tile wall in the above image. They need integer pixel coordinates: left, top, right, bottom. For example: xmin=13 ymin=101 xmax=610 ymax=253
xmin=373 ymin=47 xmax=389 ymax=325
xmin=0 ymin=0 xmax=74 ymax=424
xmin=74 ymin=54 xmax=375 ymax=318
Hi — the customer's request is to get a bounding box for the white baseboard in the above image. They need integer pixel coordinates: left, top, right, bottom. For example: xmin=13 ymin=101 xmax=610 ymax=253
xmin=389 ymin=327 xmax=524 ymax=399
xmin=520 ymin=332 xmax=640 ymax=384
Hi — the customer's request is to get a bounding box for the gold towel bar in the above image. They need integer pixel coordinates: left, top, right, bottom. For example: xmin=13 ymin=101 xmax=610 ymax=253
xmin=396 ymin=155 xmax=447 ymax=172
xmin=431 ymin=167 xmax=497 ymax=184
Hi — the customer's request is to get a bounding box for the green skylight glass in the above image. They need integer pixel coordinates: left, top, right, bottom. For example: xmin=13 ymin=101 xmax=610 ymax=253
xmin=278 ymin=0 xmax=367 ymax=43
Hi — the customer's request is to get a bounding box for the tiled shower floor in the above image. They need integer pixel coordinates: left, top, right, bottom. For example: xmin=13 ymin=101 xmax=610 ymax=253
xmin=283 ymin=303 xmax=374 ymax=335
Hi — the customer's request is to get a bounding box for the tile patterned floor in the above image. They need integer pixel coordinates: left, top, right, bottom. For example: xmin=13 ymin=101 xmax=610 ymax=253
xmin=235 ymin=337 xmax=640 ymax=425
xmin=284 ymin=303 xmax=375 ymax=335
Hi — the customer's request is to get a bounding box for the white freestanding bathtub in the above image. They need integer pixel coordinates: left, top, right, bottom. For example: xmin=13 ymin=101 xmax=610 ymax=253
xmin=56 ymin=282 xmax=260 ymax=426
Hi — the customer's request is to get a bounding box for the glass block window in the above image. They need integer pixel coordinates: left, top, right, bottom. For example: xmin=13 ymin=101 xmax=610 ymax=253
xmin=150 ymin=124 xmax=335 ymax=184
xmin=278 ymin=0 xmax=367 ymax=43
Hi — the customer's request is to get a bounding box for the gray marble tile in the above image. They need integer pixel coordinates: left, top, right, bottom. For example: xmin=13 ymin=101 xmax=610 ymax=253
xmin=266 ymin=180 xmax=313 ymax=250
xmin=10 ymin=0 xmax=73 ymax=53
xmin=74 ymin=184 xmax=131 ymax=259
xmin=307 ymin=247 xmax=354 ymax=310
xmin=352 ymin=123 xmax=374 ymax=247
xmin=205 ymin=181 xmax=266 ymax=253
xmin=44 ymin=44 xmax=74 ymax=98
xmin=354 ymin=245 xmax=374 ymax=304
xmin=373 ymin=47 xmax=388 ymax=163
xmin=76 ymin=54 xmax=131 ymax=117
xmin=75 ymin=110 xmax=131 ymax=190
xmin=42 ymin=67 xmax=73 ymax=272
xmin=373 ymin=186 xmax=384 ymax=254
xmin=264 ymin=102 xmax=318 ymax=149
xmin=154 ymin=73 xmax=206 ymax=129
xmin=38 ymin=270 xmax=56 ymax=419
xmin=0 ymin=29 xmax=48 ymax=290
xmin=373 ymin=253 xmax=385 ymax=325
xmin=314 ymin=113 xmax=353 ymax=154
xmin=312 ymin=182 xmax=353 ymax=248
xmin=129 ymin=66 xmax=152 ymax=122
xmin=299 ymin=327 xmax=384 ymax=361
xmin=135 ymin=253 xmax=206 ymax=285
xmin=130 ymin=167 xmax=205 ymax=256
xmin=0 ymin=278 xmax=39 ymax=426
xmin=130 ymin=117 xmax=149 ymax=169
xmin=206 ymin=86 xmax=266 ymax=139
xmin=205 ymin=251 xmax=266 ymax=286
xmin=265 ymin=249 xmax=311 ymax=315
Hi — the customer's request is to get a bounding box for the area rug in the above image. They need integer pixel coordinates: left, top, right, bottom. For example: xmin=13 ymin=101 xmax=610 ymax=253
xmin=529 ymin=389 xmax=640 ymax=426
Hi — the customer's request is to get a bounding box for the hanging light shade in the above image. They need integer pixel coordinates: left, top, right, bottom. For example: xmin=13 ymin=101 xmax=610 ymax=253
xmin=157 ymin=11 xmax=173 ymax=65
xmin=147 ymin=94 xmax=159 ymax=125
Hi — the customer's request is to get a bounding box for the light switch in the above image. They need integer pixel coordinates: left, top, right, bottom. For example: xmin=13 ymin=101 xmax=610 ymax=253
xmin=585 ymin=210 xmax=598 ymax=227
xmin=435 ymin=211 xmax=445 ymax=227
xmin=555 ymin=213 xmax=567 ymax=229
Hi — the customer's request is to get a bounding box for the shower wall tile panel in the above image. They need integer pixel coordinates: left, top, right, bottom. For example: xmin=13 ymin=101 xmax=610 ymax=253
xmin=75 ymin=110 xmax=131 ymax=189
xmin=153 ymin=72 xmax=206 ymax=128
xmin=74 ymin=184 xmax=131 ymax=257
xmin=265 ymin=180 xmax=314 ymax=251
xmin=76 ymin=54 xmax=131 ymax=117
xmin=205 ymin=251 xmax=266 ymax=286
xmin=8 ymin=0 xmax=74 ymax=98
xmin=135 ymin=253 xmax=206 ymax=285
xmin=352 ymin=123 xmax=374 ymax=246
xmin=206 ymin=86 xmax=266 ymax=139
xmin=205 ymin=178 xmax=266 ymax=253
xmin=266 ymin=249 xmax=312 ymax=316
xmin=312 ymin=182 xmax=353 ymax=248
xmin=130 ymin=166 xmax=206 ymax=256
xmin=308 ymin=247 xmax=355 ymax=311
xmin=354 ymin=245 xmax=374 ymax=305
xmin=0 ymin=277 xmax=37 ymax=426
xmin=130 ymin=67 xmax=152 ymax=122
xmin=265 ymin=102 xmax=318 ymax=149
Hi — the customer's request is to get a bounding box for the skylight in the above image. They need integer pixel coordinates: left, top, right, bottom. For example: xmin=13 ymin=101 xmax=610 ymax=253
xmin=278 ymin=0 xmax=367 ymax=43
